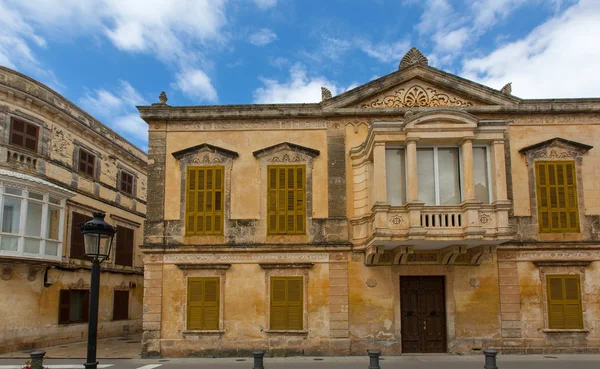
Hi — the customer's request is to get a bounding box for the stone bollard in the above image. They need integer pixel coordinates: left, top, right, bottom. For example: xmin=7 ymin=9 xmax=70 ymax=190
xmin=252 ymin=351 xmax=265 ymax=369
xmin=483 ymin=349 xmax=498 ymax=369
xmin=29 ymin=350 xmax=46 ymax=369
xmin=367 ymin=349 xmax=381 ymax=369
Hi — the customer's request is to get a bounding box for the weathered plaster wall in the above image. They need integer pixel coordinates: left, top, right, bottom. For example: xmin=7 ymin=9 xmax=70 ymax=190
xmin=0 ymin=264 xmax=143 ymax=354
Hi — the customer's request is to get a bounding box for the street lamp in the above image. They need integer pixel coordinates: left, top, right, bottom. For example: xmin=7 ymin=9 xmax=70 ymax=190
xmin=80 ymin=212 xmax=117 ymax=369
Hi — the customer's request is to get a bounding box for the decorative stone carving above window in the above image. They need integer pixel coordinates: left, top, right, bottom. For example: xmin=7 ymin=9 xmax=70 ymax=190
xmin=252 ymin=142 xmax=320 ymax=162
xmin=172 ymin=143 xmax=239 ymax=165
xmin=360 ymin=85 xmax=474 ymax=108
xmin=519 ymin=137 xmax=593 ymax=163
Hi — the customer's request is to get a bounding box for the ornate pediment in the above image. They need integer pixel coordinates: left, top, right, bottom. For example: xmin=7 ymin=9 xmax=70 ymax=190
xmin=357 ymin=82 xmax=480 ymax=109
xmin=253 ymin=142 xmax=320 ymax=162
xmin=519 ymin=137 xmax=593 ymax=161
xmin=171 ymin=143 xmax=238 ymax=165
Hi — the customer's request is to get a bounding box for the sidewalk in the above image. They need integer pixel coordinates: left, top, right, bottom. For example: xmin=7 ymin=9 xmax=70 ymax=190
xmin=0 ymin=334 xmax=142 ymax=359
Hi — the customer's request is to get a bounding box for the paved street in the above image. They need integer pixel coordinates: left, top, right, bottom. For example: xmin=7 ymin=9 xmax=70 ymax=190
xmin=1 ymin=355 xmax=600 ymax=369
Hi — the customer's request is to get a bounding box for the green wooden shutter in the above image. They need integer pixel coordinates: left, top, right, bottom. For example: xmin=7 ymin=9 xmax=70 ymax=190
xmin=187 ymin=278 xmax=220 ymax=330
xmin=186 ymin=167 xmax=224 ymax=235
xmin=547 ymin=275 xmax=583 ymax=329
xmin=270 ymin=277 xmax=303 ymax=330
xmin=536 ymin=161 xmax=579 ymax=232
xmin=267 ymin=166 xmax=306 ymax=235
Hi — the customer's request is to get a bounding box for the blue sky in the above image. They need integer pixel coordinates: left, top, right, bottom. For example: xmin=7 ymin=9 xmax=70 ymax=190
xmin=1 ymin=0 xmax=599 ymax=152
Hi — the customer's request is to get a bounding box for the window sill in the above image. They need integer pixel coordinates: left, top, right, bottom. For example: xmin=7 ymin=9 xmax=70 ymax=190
xmin=265 ymin=330 xmax=308 ymax=335
xmin=542 ymin=329 xmax=589 ymax=334
xmin=183 ymin=330 xmax=225 ymax=335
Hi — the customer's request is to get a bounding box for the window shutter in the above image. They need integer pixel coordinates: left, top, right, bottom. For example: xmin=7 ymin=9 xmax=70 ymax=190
xmin=113 ymin=290 xmax=129 ymax=321
xmin=267 ymin=166 xmax=306 ymax=235
xmin=271 ymin=278 xmax=287 ymax=330
xmin=186 ymin=167 xmax=224 ymax=236
xmin=286 ymin=278 xmax=303 ymax=330
xmin=187 ymin=279 xmax=204 ymax=330
xmin=547 ymin=275 xmax=583 ymax=329
xmin=203 ymin=279 xmax=219 ymax=330
xmin=70 ymin=213 xmax=92 ymax=259
xmin=536 ymin=161 xmax=579 ymax=232
xmin=58 ymin=290 xmax=71 ymax=324
xmin=115 ymin=228 xmax=134 ymax=266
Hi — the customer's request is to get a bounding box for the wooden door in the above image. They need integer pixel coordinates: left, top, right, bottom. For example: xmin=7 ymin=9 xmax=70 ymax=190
xmin=400 ymin=276 xmax=446 ymax=353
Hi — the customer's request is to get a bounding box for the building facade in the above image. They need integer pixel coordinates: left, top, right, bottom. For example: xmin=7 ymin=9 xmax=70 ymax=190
xmin=0 ymin=67 xmax=147 ymax=353
xmin=139 ymin=48 xmax=600 ymax=357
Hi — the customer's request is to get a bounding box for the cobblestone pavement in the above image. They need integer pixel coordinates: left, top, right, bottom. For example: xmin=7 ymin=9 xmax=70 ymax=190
xmin=1 ymin=355 xmax=600 ymax=369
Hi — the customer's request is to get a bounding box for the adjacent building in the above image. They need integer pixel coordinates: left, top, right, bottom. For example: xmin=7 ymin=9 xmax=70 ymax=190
xmin=139 ymin=48 xmax=600 ymax=356
xmin=0 ymin=67 xmax=147 ymax=353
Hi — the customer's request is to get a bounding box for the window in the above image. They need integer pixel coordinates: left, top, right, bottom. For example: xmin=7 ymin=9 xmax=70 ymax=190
xmin=473 ymin=147 xmax=491 ymax=204
xmin=112 ymin=290 xmax=129 ymax=321
xmin=70 ymin=212 xmax=92 ymax=260
xmin=58 ymin=289 xmax=89 ymax=324
xmin=10 ymin=118 xmax=38 ymax=152
xmin=386 ymin=148 xmax=406 ymax=205
xmin=120 ymin=171 xmax=134 ymax=195
xmin=187 ymin=277 xmax=219 ymax=330
xmin=267 ymin=165 xmax=306 ymax=235
xmin=78 ymin=149 xmax=95 ymax=177
xmin=547 ymin=275 xmax=583 ymax=329
xmin=270 ymin=277 xmax=303 ymax=330
xmin=0 ymin=187 xmax=65 ymax=260
xmin=418 ymin=147 xmax=461 ymax=205
xmin=186 ymin=167 xmax=224 ymax=235
xmin=115 ymin=227 xmax=134 ymax=266
xmin=536 ymin=161 xmax=579 ymax=232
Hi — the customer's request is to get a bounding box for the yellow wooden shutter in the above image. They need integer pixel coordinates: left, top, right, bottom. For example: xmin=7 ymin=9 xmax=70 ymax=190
xmin=270 ymin=277 xmax=303 ymax=330
xmin=187 ymin=277 xmax=220 ymax=330
xmin=186 ymin=167 xmax=224 ymax=235
xmin=536 ymin=161 xmax=579 ymax=232
xmin=547 ymin=275 xmax=583 ymax=329
xmin=267 ymin=166 xmax=306 ymax=235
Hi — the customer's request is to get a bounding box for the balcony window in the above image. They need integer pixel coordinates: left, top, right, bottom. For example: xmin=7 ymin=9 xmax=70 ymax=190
xmin=473 ymin=147 xmax=491 ymax=204
xmin=0 ymin=186 xmax=65 ymax=260
xmin=418 ymin=147 xmax=461 ymax=205
xmin=385 ymin=148 xmax=406 ymax=205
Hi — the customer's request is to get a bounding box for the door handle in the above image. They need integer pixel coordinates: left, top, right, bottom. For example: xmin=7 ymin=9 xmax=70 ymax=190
xmin=423 ymin=320 xmax=426 ymax=331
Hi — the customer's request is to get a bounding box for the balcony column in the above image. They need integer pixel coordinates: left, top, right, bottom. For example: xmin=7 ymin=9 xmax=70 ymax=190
xmin=405 ymin=138 xmax=425 ymax=237
xmin=406 ymin=138 xmax=419 ymax=202
xmin=373 ymin=142 xmax=387 ymax=204
xmin=460 ymin=138 xmax=476 ymax=202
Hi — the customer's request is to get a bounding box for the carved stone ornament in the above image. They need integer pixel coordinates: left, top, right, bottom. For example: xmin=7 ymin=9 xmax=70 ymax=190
xmin=191 ymin=154 xmax=225 ymax=164
xmin=321 ymin=87 xmax=332 ymax=101
xmin=519 ymin=137 xmax=593 ymax=161
xmin=479 ymin=213 xmax=492 ymax=225
xmin=399 ymin=47 xmax=428 ymax=70
xmin=268 ymin=154 xmax=303 ymax=163
xmin=159 ymin=91 xmax=168 ymax=104
xmin=389 ymin=214 xmax=404 ymax=226
xmin=366 ymin=278 xmax=378 ymax=288
xmin=500 ymin=82 xmax=512 ymax=95
xmin=361 ymin=85 xmax=474 ymax=108
xmin=1 ymin=264 xmax=13 ymax=281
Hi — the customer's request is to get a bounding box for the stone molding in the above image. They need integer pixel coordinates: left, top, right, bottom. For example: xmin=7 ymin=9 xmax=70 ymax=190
xmin=163 ymin=253 xmax=329 ymax=264
xmin=259 ymin=263 xmax=314 ymax=269
xmin=499 ymin=249 xmax=600 ymax=261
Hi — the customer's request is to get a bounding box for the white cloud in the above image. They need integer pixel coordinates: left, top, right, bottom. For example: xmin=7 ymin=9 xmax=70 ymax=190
xmin=79 ymin=81 xmax=149 ymax=147
xmin=268 ymin=56 xmax=289 ymax=69
xmin=248 ymin=28 xmax=277 ymax=46
xmin=462 ymin=0 xmax=600 ymax=98
xmin=253 ymin=63 xmax=341 ymax=104
xmin=253 ymin=0 xmax=277 ymax=9
xmin=175 ymin=69 xmax=218 ymax=102
xmin=356 ymin=39 xmax=411 ymax=64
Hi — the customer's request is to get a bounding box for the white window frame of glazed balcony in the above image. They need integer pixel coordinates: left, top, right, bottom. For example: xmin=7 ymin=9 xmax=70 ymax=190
xmin=0 ymin=185 xmax=65 ymax=261
xmin=472 ymin=145 xmax=493 ymax=204
xmin=385 ymin=146 xmax=408 ymax=206
xmin=417 ymin=146 xmax=463 ymax=206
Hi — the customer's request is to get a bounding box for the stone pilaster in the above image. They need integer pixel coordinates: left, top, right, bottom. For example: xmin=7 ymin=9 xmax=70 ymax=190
xmin=141 ymin=254 xmax=163 ymax=358
xmin=406 ymin=138 xmax=418 ymax=202
xmin=329 ymin=252 xmax=350 ymax=354
xmin=460 ymin=138 xmax=475 ymax=201
xmin=491 ymin=140 xmax=508 ymax=202
xmin=372 ymin=142 xmax=387 ymax=204
xmin=144 ymin=128 xmax=167 ymax=246
xmin=498 ymin=260 xmax=524 ymax=353
xmin=327 ymin=124 xmax=347 ymax=217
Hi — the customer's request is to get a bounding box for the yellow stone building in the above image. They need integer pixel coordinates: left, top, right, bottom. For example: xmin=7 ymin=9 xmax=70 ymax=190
xmin=139 ymin=48 xmax=600 ymax=356
xmin=0 ymin=67 xmax=147 ymax=353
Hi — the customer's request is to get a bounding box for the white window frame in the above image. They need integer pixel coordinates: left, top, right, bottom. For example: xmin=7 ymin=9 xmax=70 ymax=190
xmin=417 ymin=145 xmax=463 ymax=206
xmin=0 ymin=185 xmax=65 ymax=261
xmin=385 ymin=145 xmax=409 ymax=206
xmin=472 ymin=145 xmax=493 ymax=204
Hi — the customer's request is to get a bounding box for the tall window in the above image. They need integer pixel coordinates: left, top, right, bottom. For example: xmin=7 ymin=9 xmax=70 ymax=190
xmin=10 ymin=118 xmax=38 ymax=152
xmin=270 ymin=277 xmax=303 ymax=330
xmin=186 ymin=167 xmax=224 ymax=235
xmin=59 ymin=289 xmax=89 ymax=324
xmin=473 ymin=147 xmax=491 ymax=204
xmin=78 ymin=149 xmax=95 ymax=177
xmin=267 ymin=165 xmax=306 ymax=235
xmin=70 ymin=212 xmax=92 ymax=260
xmin=547 ymin=275 xmax=583 ymax=329
xmin=115 ymin=227 xmax=134 ymax=266
xmin=417 ymin=147 xmax=461 ymax=205
xmin=113 ymin=290 xmax=129 ymax=321
xmin=0 ymin=187 xmax=64 ymax=260
xmin=535 ymin=161 xmax=579 ymax=232
xmin=187 ymin=277 xmax=220 ymax=330
xmin=120 ymin=171 xmax=134 ymax=195
xmin=385 ymin=148 xmax=406 ymax=205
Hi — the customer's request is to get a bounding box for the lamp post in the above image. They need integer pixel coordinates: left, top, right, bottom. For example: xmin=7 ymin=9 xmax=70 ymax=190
xmin=80 ymin=212 xmax=117 ymax=369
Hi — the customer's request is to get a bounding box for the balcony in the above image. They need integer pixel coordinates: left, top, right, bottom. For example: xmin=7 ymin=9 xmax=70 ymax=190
xmin=350 ymin=201 xmax=512 ymax=266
